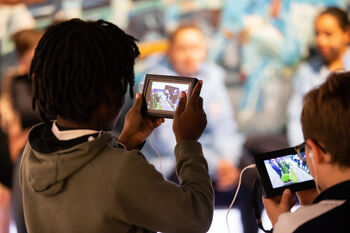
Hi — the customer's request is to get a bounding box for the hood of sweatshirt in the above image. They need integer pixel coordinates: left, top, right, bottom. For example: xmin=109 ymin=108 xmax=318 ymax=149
xmin=24 ymin=123 xmax=112 ymax=196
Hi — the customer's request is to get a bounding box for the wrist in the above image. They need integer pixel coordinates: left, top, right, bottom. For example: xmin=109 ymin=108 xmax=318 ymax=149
xmin=175 ymin=135 xmax=197 ymax=144
xmin=174 ymin=140 xmax=202 ymax=157
xmin=118 ymin=133 xmax=140 ymax=150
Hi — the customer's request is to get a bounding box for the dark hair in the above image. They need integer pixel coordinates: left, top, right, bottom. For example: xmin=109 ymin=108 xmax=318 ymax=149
xmin=301 ymin=71 xmax=350 ymax=167
xmin=318 ymin=7 xmax=349 ymax=31
xmin=30 ymin=19 xmax=140 ymax=123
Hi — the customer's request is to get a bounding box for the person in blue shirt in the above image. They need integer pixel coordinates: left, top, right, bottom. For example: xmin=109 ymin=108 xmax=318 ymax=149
xmin=142 ymin=25 xmax=244 ymax=188
xmin=141 ymin=25 xmax=262 ymax=233
xmin=287 ymin=7 xmax=350 ymax=146
xmin=219 ymin=0 xmax=345 ymax=40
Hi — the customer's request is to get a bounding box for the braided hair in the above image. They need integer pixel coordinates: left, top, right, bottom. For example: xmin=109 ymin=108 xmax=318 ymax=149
xmin=30 ymin=18 xmax=140 ymax=123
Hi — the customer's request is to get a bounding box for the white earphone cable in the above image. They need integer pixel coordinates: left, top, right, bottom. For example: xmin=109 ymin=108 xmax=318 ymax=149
xmin=226 ymin=163 xmax=256 ymax=233
xmin=149 ymin=134 xmax=162 ymax=173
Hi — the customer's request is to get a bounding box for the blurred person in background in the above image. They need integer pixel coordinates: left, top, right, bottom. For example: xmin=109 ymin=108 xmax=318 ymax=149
xmin=0 ymin=28 xmax=42 ymax=233
xmin=0 ymin=3 xmax=36 ymax=232
xmin=0 ymin=2 xmax=35 ymax=80
xmin=212 ymin=0 xmax=347 ymax=178
xmin=1 ymin=28 xmax=42 ymax=165
xmin=287 ymin=7 xmax=350 ymax=146
xmin=215 ymin=0 xmax=345 ymax=135
xmin=141 ymin=25 xmax=262 ymax=233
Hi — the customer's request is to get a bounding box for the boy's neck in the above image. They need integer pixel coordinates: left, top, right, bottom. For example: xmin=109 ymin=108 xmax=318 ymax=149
xmin=320 ymin=164 xmax=350 ymax=191
xmin=56 ymin=116 xmax=100 ymax=130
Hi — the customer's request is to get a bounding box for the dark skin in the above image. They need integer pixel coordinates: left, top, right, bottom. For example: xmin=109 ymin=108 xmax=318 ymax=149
xmin=56 ymin=96 xmax=126 ymax=131
xmin=57 ymin=81 xmax=206 ymax=150
xmin=172 ymin=80 xmax=207 ymax=143
xmin=56 ymin=94 xmax=164 ymax=150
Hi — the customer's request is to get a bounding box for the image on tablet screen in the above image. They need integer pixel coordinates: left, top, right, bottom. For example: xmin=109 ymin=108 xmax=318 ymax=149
xmin=148 ymin=81 xmax=189 ymax=111
xmin=264 ymin=152 xmax=313 ymax=189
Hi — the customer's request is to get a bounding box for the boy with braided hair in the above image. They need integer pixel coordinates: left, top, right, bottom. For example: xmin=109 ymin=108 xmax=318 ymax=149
xmin=20 ymin=19 xmax=213 ymax=233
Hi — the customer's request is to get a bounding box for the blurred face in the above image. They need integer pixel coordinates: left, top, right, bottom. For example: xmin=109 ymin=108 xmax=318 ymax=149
xmin=315 ymin=14 xmax=349 ymax=64
xmin=168 ymin=28 xmax=207 ymax=76
xmin=19 ymin=47 xmax=36 ymax=74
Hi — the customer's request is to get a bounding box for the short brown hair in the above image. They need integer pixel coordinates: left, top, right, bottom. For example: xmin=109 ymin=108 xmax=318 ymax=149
xmin=169 ymin=24 xmax=203 ymax=45
xmin=301 ymin=72 xmax=350 ymax=167
xmin=11 ymin=29 xmax=43 ymax=57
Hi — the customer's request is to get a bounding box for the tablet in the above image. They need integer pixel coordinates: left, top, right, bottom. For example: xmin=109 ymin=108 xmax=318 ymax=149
xmin=141 ymin=74 xmax=198 ymax=118
xmin=253 ymin=146 xmax=315 ymax=197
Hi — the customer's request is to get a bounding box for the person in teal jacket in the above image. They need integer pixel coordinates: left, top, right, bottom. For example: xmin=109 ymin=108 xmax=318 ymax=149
xmin=216 ymin=0 xmax=346 ymax=134
xmin=287 ymin=7 xmax=350 ymax=146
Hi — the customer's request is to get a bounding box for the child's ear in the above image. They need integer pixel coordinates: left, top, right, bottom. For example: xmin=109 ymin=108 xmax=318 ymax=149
xmin=321 ymin=151 xmax=332 ymax=163
xmin=306 ymin=139 xmax=326 ymax=164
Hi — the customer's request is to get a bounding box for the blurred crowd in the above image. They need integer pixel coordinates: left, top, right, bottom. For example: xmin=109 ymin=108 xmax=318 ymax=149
xmin=0 ymin=0 xmax=349 ymax=233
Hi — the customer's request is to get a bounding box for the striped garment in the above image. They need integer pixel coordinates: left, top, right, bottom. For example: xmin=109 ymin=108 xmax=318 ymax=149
xmin=273 ymin=180 xmax=350 ymax=233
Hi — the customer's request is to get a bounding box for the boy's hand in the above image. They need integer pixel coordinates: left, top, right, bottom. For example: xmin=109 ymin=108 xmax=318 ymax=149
xmin=262 ymin=189 xmax=296 ymax=226
xmin=118 ymin=93 xmax=164 ymax=150
xmin=173 ymin=80 xmax=207 ymax=143
xmin=296 ymin=188 xmax=319 ymax=205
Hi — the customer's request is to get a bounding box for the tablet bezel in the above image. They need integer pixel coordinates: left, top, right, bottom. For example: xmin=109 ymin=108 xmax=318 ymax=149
xmin=253 ymin=146 xmax=315 ymax=198
xmin=142 ymin=74 xmax=198 ymax=118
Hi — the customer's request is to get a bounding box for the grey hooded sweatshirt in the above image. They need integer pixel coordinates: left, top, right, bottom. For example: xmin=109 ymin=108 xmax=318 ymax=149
xmin=19 ymin=123 xmax=214 ymax=233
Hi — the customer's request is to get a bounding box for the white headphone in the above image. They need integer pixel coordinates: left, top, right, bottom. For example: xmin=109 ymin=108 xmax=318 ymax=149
xmin=309 ymin=151 xmax=314 ymax=158
xmin=309 ymin=151 xmax=321 ymax=193
xmin=309 ymin=151 xmax=316 ymax=166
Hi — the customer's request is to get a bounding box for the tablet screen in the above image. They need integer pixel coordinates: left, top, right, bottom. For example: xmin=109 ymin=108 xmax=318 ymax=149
xmin=142 ymin=74 xmax=198 ymax=118
xmin=263 ymin=151 xmax=313 ymax=189
xmin=147 ymin=81 xmax=190 ymax=112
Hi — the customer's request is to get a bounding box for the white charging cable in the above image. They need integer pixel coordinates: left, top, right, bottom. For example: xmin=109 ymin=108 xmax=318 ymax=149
xmin=149 ymin=134 xmax=162 ymax=173
xmin=226 ymin=163 xmax=256 ymax=233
